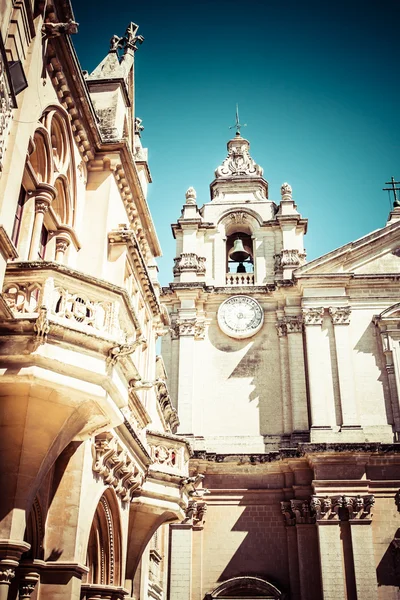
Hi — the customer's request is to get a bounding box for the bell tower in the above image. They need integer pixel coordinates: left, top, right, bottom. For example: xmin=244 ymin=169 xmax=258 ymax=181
xmin=162 ymin=131 xmax=308 ymax=452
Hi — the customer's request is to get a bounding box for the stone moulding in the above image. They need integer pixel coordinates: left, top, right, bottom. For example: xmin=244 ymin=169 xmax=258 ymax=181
xmin=281 ymin=494 xmax=375 ymax=525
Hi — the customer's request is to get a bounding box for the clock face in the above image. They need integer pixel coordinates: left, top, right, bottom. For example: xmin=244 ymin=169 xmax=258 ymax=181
xmin=217 ymin=296 xmax=264 ymax=339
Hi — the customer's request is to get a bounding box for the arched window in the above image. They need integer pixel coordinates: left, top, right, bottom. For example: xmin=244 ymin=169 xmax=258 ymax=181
xmin=84 ymin=490 xmax=122 ymax=586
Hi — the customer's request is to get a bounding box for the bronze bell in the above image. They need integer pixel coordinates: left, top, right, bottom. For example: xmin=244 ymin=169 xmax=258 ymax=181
xmin=229 ymin=238 xmax=250 ymax=263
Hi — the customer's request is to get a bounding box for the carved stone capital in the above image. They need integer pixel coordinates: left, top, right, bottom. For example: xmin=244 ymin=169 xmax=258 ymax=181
xmin=170 ymin=318 xmax=204 ymax=338
xmin=0 ymin=568 xmax=15 ymax=584
xmin=229 ymin=211 xmax=248 ymax=225
xmin=55 ymin=236 xmax=71 ymax=254
xmin=34 ymin=200 xmax=50 ymax=215
xmin=329 ymin=306 xmax=351 ymax=325
xmin=281 ymin=249 xmax=303 ymax=268
xmin=283 ymin=315 xmax=303 ymax=334
xmin=281 ymin=500 xmax=315 ymax=525
xmin=311 ymin=494 xmax=374 ymax=521
xmin=303 ymin=307 xmax=324 ymax=326
xmin=18 ymin=572 xmax=40 ymax=599
xmin=276 ymin=320 xmax=287 ymax=337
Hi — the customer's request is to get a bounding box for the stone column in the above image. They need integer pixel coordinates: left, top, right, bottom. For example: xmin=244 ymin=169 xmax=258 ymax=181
xmin=169 ymin=523 xmax=193 ymax=600
xmin=18 ymin=571 xmax=40 ymax=599
xmin=0 ymin=567 xmax=15 ymax=600
xmin=303 ymin=308 xmax=335 ymax=431
xmin=285 ymin=315 xmax=309 ymax=438
xmin=276 ymin=320 xmax=292 ymax=441
xmin=28 ymin=184 xmax=56 ymax=260
xmin=55 ymin=233 xmax=71 ymax=264
xmin=329 ymin=307 xmax=360 ymax=428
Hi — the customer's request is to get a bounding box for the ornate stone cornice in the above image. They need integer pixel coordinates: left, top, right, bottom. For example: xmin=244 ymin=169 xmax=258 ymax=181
xmin=329 ymin=306 xmax=351 ymax=325
xmin=303 ymin=307 xmax=325 ymax=326
xmin=173 ymin=253 xmax=206 ymax=276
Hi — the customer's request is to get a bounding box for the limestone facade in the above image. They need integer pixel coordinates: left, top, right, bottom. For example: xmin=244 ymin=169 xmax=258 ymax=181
xmin=0 ymin=3 xmax=194 ymax=600
xmin=162 ymin=132 xmax=400 ymax=597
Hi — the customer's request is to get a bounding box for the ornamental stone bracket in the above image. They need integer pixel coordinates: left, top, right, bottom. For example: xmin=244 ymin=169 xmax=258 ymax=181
xmin=154 ymin=379 xmax=180 ymax=433
xmin=311 ymin=494 xmax=375 ymax=521
xmin=92 ymin=432 xmax=146 ymax=502
xmin=33 ymin=306 xmax=50 ymax=349
xmin=170 ymin=318 xmax=206 ymax=340
xmin=329 ymin=306 xmax=351 ymax=325
xmin=173 ymin=253 xmax=206 ymax=276
xmin=107 ymin=335 xmax=146 ymax=367
xmin=214 ymin=136 xmax=263 ymax=179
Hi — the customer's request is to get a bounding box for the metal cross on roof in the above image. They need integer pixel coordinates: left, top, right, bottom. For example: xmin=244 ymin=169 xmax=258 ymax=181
xmin=383 ymin=176 xmax=400 ymax=208
xmin=229 ymin=104 xmax=246 ymax=136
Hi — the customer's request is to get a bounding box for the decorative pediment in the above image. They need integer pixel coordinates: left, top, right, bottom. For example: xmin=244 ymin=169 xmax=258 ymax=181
xmin=297 ymin=219 xmax=400 ymax=276
xmin=215 ymin=136 xmax=263 ymax=180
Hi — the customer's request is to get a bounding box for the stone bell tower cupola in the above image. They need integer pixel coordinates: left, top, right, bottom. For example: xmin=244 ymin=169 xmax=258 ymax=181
xmin=171 ymin=131 xmax=307 ymax=288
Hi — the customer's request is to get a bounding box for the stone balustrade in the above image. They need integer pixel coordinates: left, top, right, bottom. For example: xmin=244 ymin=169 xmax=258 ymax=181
xmin=225 ymin=271 xmax=254 ymax=286
xmin=146 ymin=431 xmax=191 ymax=477
xmin=2 ymin=261 xmax=141 ymax=343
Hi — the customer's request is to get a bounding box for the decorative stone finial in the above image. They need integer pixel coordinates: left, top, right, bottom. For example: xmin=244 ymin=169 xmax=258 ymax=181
xmin=125 ymin=22 xmax=144 ymax=51
xmin=215 ymin=138 xmax=263 ymax=179
xmin=185 ymin=187 xmax=197 ymax=204
xmin=281 ymin=183 xmax=292 ymax=199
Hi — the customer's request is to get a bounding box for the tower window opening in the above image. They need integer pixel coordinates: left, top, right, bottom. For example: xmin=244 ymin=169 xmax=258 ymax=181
xmin=226 ymin=232 xmax=253 ymax=273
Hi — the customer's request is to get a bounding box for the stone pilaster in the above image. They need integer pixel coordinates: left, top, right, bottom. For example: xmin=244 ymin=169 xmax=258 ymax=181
xmin=276 ymin=320 xmax=292 ymax=438
xmin=317 ymin=521 xmax=346 ymax=600
xmin=169 ymin=524 xmax=193 ymax=600
xmin=329 ymin=307 xmax=360 ymax=428
xmin=303 ymin=308 xmax=335 ymax=432
xmin=176 ymin=317 xmax=196 ymax=434
xmin=284 ymin=315 xmax=309 ymax=438
xmin=349 ymin=520 xmax=378 ymax=600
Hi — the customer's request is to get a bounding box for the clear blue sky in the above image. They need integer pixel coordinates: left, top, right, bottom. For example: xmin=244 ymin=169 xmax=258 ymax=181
xmin=72 ymin=0 xmax=400 ymax=285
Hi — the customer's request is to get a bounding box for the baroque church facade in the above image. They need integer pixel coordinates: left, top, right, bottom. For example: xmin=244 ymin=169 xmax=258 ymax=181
xmin=0 ymin=1 xmax=399 ymax=600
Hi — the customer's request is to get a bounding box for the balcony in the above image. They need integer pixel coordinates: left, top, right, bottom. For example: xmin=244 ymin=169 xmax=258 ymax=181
xmin=226 ymin=272 xmax=254 ymax=286
xmin=2 ymin=261 xmax=141 ymax=346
